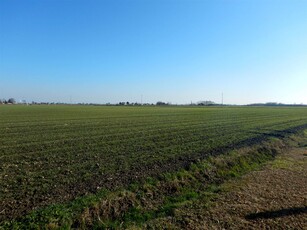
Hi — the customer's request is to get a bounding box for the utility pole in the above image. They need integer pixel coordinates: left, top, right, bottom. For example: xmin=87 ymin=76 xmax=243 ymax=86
xmin=141 ymin=94 xmax=143 ymax=105
xmin=222 ymin=93 xmax=224 ymax=106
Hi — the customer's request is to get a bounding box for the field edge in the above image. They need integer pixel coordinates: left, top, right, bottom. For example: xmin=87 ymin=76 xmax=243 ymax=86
xmin=1 ymin=128 xmax=306 ymax=229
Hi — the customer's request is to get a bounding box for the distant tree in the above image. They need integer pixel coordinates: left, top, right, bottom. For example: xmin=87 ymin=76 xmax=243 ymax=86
xmin=156 ymin=101 xmax=167 ymax=106
xmin=0 ymin=99 xmax=2 ymax=104
xmin=126 ymin=101 xmax=130 ymax=105
xmin=265 ymin=102 xmax=278 ymax=106
xmin=8 ymin=98 xmax=16 ymax=104
xmin=197 ymin=101 xmax=215 ymax=106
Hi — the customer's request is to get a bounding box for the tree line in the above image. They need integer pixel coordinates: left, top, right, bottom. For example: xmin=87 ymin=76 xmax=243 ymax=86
xmin=0 ymin=98 xmax=16 ymax=104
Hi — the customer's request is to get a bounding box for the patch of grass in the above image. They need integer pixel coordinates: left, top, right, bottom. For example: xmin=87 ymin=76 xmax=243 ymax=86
xmin=298 ymin=141 xmax=307 ymax=148
xmin=271 ymin=154 xmax=305 ymax=171
xmin=271 ymin=158 xmax=296 ymax=170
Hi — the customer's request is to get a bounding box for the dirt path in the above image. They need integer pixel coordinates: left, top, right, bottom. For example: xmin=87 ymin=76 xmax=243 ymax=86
xmin=195 ymin=146 xmax=307 ymax=229
xmin=148 ymin=141 xmax=307 ymax=229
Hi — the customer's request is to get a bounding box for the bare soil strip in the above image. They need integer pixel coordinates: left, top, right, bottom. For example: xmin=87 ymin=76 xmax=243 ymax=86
xmin=147 ymin=135 xmax=307 ymax=229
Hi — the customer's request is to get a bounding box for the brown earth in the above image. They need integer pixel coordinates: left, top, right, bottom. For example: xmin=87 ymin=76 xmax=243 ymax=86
xmin=146 ymin=139 xmax=307 ymax=229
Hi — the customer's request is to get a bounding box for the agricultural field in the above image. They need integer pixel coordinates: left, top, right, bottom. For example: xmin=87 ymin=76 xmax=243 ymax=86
xmin=1 ymin=105 xmax=307 ymax=227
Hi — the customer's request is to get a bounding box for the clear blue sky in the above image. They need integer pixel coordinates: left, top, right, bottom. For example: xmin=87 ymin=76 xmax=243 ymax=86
xmin=1 ymin=0 xmax=306 ymax=104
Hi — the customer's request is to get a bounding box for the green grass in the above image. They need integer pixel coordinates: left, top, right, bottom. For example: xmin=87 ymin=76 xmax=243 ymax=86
xmin=1 ymin=105 xmax=307 ymax=226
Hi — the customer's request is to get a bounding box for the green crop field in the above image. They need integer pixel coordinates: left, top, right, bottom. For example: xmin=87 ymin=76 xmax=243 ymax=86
xmin=1 ymin=105 xmax=307 ymax=225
